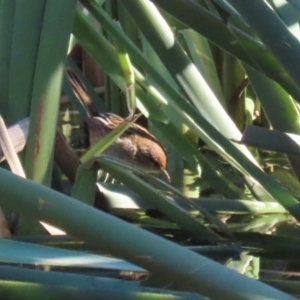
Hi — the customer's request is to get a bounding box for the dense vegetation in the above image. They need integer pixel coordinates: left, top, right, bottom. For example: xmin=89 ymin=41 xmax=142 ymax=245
xmin=0 ymin=0 xmax=300 ymax=299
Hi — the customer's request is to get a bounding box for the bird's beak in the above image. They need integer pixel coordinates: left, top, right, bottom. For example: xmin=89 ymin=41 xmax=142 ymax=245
xmin=161 ymin=168 xmax=171 ymax=183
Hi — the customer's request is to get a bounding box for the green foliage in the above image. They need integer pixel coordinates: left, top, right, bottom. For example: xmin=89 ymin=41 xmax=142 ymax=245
xmin=1 ymin=0 xmax=300 ymax=299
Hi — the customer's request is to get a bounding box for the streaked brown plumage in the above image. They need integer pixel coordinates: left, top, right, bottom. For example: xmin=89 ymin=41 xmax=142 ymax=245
xmin=66 ymin=68 xmax=169 ymax=180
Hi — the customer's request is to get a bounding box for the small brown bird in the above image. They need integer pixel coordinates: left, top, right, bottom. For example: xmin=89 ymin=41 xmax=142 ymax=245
xmin=66 ymin=69 xmax=169 ymax=181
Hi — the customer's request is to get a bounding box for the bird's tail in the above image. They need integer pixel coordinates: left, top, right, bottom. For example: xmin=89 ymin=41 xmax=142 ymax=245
xmin=66 ymin=68 xmax=99 ymax=117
